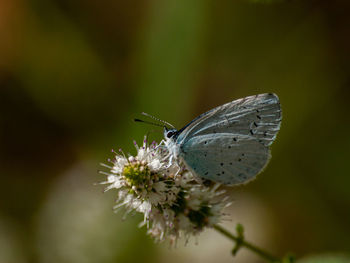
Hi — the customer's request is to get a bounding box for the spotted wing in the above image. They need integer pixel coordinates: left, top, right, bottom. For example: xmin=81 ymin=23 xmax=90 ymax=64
xmin=176 ymin=93 xmax=281 ymax=147
xmin=181 ymin=134 xmax=270 ymax=185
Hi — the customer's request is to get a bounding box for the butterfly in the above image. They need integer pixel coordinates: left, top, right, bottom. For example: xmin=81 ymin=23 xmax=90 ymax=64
xmin=136 ymin=93 xmax=282 ymax=185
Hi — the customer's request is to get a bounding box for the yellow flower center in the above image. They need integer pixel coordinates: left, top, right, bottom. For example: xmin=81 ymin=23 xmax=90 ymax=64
xmin=123 ymin=162 xmax=152 ymax=189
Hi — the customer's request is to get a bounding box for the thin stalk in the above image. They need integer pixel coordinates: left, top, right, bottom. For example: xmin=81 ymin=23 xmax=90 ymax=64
xmin=213 ymin=224 xmax=281 ymax=262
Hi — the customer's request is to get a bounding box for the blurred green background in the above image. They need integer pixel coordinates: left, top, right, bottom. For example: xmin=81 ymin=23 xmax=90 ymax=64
xmin=1 ymin=0 xmax=350 ymax=262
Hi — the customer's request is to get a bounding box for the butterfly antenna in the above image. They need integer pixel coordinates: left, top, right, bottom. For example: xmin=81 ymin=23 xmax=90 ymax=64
xmin=134 ymin=118 xmax=164 ymax=128
xmin=141 ymin=112 xmax=175 ymax=129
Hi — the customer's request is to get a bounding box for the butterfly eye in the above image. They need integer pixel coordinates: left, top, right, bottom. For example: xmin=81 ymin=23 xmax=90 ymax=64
xmin=167 ymin=131 xmax=174 ymax=138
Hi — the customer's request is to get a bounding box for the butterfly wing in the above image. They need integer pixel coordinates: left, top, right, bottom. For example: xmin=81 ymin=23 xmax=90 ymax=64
xmin=176 ymin=93 xmax=281 ymax=147
xmin=180 ymin=134 xmax=270 ymax=185
xmin=176 ymin=93 xmax=281 ymax=185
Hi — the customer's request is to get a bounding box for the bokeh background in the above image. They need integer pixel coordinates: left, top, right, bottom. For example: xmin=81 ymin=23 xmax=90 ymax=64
xmin=1 ymin=0 xmax=350 ymax=262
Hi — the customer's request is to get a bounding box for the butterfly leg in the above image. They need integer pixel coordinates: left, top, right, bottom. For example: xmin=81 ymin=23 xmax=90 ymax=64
xmin=155 ymin=140 xmax=166 ymax=149
xmin=156 ymin=145 xmax=167 ymax=152
xmin=174 ymin=162 xmax=181 ymax=177
xmin=155 ymin=140 xmax=169 ymax=158
xmin=165 ymin=155 xmax=181 ymax=177
xmin=167 ymin=154 xmax=174 ymax=168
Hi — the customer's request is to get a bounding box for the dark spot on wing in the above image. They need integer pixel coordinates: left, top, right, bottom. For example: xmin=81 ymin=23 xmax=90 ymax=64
xmin=253 ymin=122 xmax=258 ymax=127
xmin=220 ymin=163 xmax=224 ymax=166
xmin=257 ymin=115 xmax=261 ymax=119
xmin=204 ymin=141 xmax=207 ymax=144
xmin=228 ymin=145 xmax=231 ymax=149
xmin=230 ymin=162 xmax=232 ymax=165
xmin=250 ymin=129 xmax=254 ymax=135
xmin=238 ymin=158 xmax=242 ymax=162
xmin=233 ymin=138 xmax=237 ymax=142
xmin=205 ymin=172 xmax=208 ymax=175
xmin=222 ymin=171 xmax=225 ymax=174
xmin=241 ymin=153 xmax=245 ymax=156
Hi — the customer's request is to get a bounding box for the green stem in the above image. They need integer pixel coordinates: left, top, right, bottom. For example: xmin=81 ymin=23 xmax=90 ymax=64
xmin=213 ymin=224 xmax=281 ymax=262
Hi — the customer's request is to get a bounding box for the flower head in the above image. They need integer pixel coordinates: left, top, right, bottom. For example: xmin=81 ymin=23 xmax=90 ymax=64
xmin=100 ymin=136 xmax=231 ymax=243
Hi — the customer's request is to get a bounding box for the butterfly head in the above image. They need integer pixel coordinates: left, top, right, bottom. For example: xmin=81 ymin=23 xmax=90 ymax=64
xmin=164 ymin=127 xmax=178 ymax=140
xmin=164 ymin=127 xmax=180 ymax=158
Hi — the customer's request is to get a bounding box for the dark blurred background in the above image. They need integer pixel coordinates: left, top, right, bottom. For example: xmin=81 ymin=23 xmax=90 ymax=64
xmin=1 ymin=0 xmax=350 ymax=262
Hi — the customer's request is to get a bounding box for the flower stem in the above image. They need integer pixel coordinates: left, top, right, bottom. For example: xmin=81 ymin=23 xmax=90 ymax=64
xmin=213 ymin=224 xmax=281 ymax=262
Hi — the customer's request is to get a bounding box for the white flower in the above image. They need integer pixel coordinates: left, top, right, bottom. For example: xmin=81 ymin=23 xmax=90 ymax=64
xmin=100 ymin=136 xmax=231 ymax=244
xmin=101 ymin=137 xmax=180 ymax=214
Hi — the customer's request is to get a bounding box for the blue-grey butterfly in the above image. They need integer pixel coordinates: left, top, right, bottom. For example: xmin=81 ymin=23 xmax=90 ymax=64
xmin=137 ymin=93 xmax=281 ymax=185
